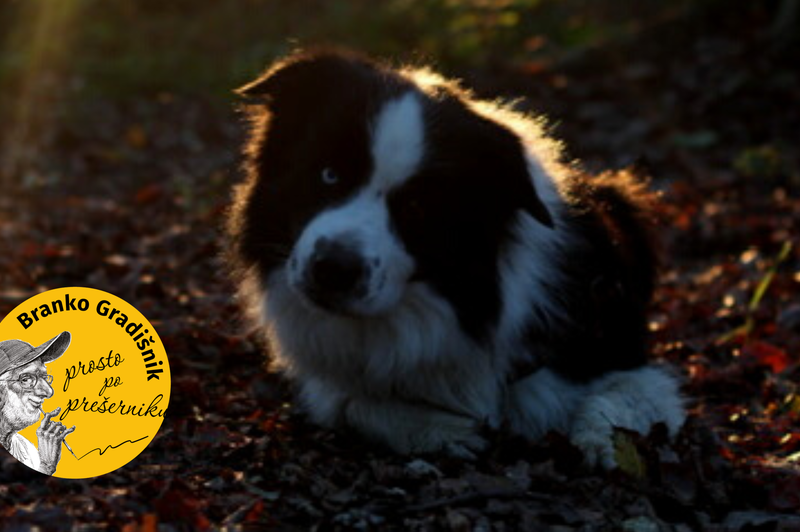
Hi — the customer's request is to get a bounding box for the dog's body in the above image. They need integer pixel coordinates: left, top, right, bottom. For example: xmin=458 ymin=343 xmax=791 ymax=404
xmin=228 ymin=50 xmax=684 ymax=468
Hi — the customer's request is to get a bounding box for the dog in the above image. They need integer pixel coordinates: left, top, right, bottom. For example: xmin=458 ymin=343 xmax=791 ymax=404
xmin=226 ymin=49 xmax=684 ymax=468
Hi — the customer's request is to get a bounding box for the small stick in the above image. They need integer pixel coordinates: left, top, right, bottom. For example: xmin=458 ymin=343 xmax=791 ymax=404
xmin=38 ymin=406 xmax=77 ymax=459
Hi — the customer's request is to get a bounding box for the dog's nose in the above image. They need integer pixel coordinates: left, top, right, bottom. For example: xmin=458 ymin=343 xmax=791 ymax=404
xmin=307 ymin=238 xmax=367 ymax=298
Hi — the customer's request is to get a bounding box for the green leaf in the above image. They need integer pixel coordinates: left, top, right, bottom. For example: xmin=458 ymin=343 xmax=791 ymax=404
xmin=613 ymin=430 xmax=646 ymax=480
xmin=749 ymin=241 xmax=793 ymax=312
xmin=716 ymin=318 xmax=753 ymax=345
xmin=719 ymin=242 xmax=792 ymax=344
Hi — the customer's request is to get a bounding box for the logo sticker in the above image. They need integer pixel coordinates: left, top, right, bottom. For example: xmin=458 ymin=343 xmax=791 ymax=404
xmin=0 ymin=287 xmax=170 ymax=478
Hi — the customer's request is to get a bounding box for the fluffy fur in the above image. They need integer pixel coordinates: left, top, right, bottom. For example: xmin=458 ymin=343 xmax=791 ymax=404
xmin=227 ymin=49 xmax=684 ymax=468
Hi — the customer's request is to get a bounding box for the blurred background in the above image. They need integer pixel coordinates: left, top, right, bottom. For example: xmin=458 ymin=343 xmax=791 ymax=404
xmin=1 ymin=0 xmax=797 ymax=188
xmin=0 ymin=0 xmax=798 ymax=529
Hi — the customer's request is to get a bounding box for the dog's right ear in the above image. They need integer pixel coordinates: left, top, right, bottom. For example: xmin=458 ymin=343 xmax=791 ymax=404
xmin=236 ymin=49 xmax=368 ymax=103
xmin=235 ymin=63 xmax=287 ymax=102
xmin=235 ymin=52 xmax=317 ymax=104
xmin=236 ymin=75 xmax=274 ymax=99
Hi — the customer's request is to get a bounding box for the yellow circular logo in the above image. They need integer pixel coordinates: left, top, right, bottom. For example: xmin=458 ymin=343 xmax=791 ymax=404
xmin=0 ymin=287 xmax=170 ymax=478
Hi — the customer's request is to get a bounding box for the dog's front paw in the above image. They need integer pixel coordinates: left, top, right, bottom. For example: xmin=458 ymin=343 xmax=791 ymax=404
xmin=570 ymin=419 xmax=617 ymax=470
xmin=345 ymin=399 xmax=486 ymax=458
xmin=441 ymin=432 xmax=488 ymax=460
xmin=569 ymin=366 xmax=685 ymax=470
xmin=398 ymin=412 xmax=487 ymax=459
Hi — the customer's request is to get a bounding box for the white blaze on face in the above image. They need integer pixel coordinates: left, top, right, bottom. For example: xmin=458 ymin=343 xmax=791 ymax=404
xmin=370 ymin=91 xmax=426 ymax=190
xmin=287 ymin=91 xmax=426 ymax=315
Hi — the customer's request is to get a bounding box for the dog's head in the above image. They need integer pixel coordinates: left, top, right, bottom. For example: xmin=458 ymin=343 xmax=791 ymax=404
xmin=231 ymin=50 xmax=553 ymax=333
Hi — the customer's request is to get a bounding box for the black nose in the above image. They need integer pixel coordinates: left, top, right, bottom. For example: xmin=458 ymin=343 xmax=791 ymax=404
xmin=306 ymin=238 xmax=368 ymax=300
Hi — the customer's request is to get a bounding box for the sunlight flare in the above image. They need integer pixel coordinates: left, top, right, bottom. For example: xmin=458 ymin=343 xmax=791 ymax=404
xmin=1 ymin=0 xmax=83 ymax=183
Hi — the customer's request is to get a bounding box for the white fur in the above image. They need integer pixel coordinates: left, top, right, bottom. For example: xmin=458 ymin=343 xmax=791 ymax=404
xmin=288 ymin=190 xmax=415 ymax=315
xmin=370 ymin=91 xmax=425 ymax=190
xmin=287 ymin=91 xmax=426 ymax=316
xmin=571 ymin=365 xmax=685 ymax=468
xmin=263 ymin=269 xmax=503 ymax=457
xmin=507 ymin=365 xmax=685 ymax=468
xmin=494 ymin=210 xmax=568 ymax=356
xmin=252 ymin=78 xmax=685 ymax=467
xmin=505 ymin=368 xmax=585 ymax=438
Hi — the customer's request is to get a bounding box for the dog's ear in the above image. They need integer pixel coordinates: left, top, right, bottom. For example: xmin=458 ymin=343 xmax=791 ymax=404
xmin=504 ymin=140 xmax=554 ymax=229
xmin=235 ymin=58 xmax=298 ymax=102
xmin=236 ymin=49 xmax=372 ymax=103
xmin=236 ymin=72 xmax=279 ymax=100
xmin=520 ymin=181 xmax=554 ymax=228
xmin=457 ymin=99 xmax=555 ymax=230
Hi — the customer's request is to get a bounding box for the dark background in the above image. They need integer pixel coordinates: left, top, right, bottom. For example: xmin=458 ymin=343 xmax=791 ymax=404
xmin=0 ymin=0 xmax=798 ymax=529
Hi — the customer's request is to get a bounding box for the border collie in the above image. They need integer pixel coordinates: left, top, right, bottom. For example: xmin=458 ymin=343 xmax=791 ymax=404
xmin=227 ymin=49 xmax=684 ymax=468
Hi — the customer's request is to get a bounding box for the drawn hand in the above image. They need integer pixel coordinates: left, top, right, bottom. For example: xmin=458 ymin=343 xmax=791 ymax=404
xmin=36 ymin=407 xmax=76 ymax=475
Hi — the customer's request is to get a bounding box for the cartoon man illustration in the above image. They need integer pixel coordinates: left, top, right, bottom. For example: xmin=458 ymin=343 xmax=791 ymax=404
xmin=0 ymin=331 xmax=75 ymax=475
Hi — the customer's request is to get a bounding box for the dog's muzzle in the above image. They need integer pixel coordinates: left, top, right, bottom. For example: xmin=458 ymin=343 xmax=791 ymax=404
xmin=301 ymin=237 xmax=370 ymax=311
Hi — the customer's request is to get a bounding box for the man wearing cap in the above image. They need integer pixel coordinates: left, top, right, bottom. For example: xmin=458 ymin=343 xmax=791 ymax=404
xmin=0 ymin=331 xmax=76 ymax=475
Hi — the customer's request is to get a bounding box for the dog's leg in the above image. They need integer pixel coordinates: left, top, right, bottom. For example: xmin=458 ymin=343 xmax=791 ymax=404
xmin=298 ymin=376 xmax=349 ymax=428
xmin=569 ymin=365 xmax=685 ymax=469
xmin=300 ymin=376 xmax=487 ymax=458
xmin=506 ymin=368 xmax=586 ymax=439
xmin=344 ymin=396 xmax=488 ymax=459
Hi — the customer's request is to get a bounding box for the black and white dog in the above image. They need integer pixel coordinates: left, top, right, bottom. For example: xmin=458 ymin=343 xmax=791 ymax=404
xmin=227 ymin=49 xmax=684 ymax=468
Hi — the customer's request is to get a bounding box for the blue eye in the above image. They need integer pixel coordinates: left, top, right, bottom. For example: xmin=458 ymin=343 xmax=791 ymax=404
xmin=321 ymin=168 xmax=339 ymax=185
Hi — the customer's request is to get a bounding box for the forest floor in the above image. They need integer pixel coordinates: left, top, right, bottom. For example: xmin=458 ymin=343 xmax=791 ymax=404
xmin=0 ymin=6 xmax=799 ymax=532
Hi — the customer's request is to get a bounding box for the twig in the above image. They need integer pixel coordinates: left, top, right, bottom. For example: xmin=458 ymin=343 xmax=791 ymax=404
xmin=222 ymin=498 xmax=259 ymax=527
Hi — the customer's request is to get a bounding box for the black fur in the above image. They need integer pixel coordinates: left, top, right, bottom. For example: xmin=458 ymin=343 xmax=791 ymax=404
xmin=229 ymin=49 xmax=659 ymax=383
xmin=230 ymin=50 xmax=555 ymax=343
xmin=527 ymin=170 xmax=660 ymax=382
xmin=231 ymin=52 xmax=410 ymax=278
xmin=388 ymin=85 xmax=554 ymax=342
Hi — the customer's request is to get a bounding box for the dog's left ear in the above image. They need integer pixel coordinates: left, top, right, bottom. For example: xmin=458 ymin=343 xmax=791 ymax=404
xmin=507 ymin=153 xmax=553 ymax=228
xmin=481 ymin=114 xmax=555 ymax=229
xmin=520 ymin=180 xmax=554 ymax=228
